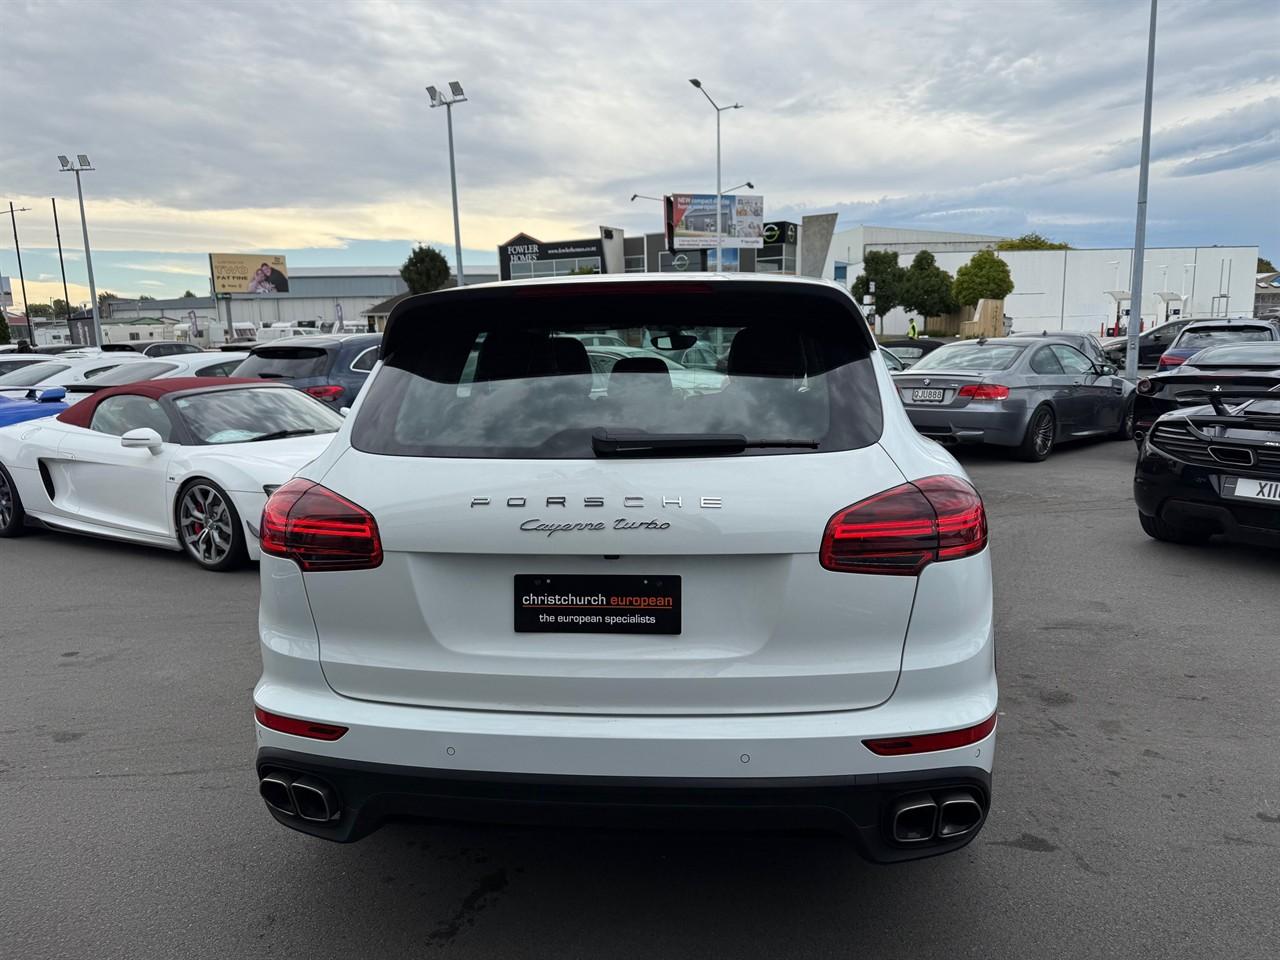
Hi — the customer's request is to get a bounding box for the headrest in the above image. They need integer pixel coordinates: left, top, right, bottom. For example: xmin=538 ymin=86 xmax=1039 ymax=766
xmin=727 ymin=327 xmax=807 ymax=378
xmin=610 ymin=356 xmax=668 ymax=376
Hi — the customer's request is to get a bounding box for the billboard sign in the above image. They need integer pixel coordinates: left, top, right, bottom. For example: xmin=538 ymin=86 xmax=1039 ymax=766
xmin=667 ymin=194 xmax=764 ymax=251
xmin=209 ymin=254 xmax=289 ymax=295
xmin=0 ymin=275 xmax=12 ymax=308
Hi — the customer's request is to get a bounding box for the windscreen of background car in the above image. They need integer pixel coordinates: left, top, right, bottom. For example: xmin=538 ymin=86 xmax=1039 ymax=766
xmin=354 ymin=297 xmax=881 ymax=458
xmin=173 ymin=388 xmax=342 ymax=444
xmin=908 ymin=343 xmax=1026 ymax=372
xmin=1176 ymin=328 xmax=1275 ymax=349
xmin=0 ymin=362 xmax=72 ymax=386
xmin=233 ymin=347 xmax=329 ymax=380
xmin=1188 ymin=343 xmax=1280 ymax=366
xmin=81 ymin=361 xmax=179 ymax=385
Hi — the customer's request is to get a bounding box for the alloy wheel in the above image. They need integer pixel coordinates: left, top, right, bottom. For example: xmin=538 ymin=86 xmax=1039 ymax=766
xmin=180 ymin=484 xmax=234 ymax=566
xmin=1034 ymin=411 xmax=1054 ymax=456
xmin=0 ymin=471 xmax=12 ymax=529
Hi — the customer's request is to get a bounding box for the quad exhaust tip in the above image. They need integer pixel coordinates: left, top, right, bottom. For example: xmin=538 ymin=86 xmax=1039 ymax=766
xmin=259 ymin=773 xmax=340 ymax=823
xmin=890 ymin=790 xmax=984 ymax=844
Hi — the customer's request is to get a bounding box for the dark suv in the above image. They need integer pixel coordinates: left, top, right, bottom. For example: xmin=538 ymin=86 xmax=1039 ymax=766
xmin=232 ymin=334 xmax=381 ymax=408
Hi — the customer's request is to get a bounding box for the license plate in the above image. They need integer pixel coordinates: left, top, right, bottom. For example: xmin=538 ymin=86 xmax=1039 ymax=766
xmin=514 ymin=574 xmax=681 ymax=635
xmin=912 ymin=389 xmax=945 ymax=402
xmin=1223 ymin=477 xmax=1280 ymax=503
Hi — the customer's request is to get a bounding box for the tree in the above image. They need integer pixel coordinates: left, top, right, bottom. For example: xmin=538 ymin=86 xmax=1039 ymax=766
xmin=400 ymin=244 xmax=451 ymax=294
xmin=138 ymin=294 xmax=156 ymax=301
xmin=1260 ymin=256 xmax=1277 ymax=274
xmin=0 ymin=312 xmax=10 ymax=345
xmin=52 ymin=299 xmax=72 ymax=319
xmin=850 ymin=250 xmax=906 ymax=319
xmin=98 ymin=291 xmax=116 ymax=319
xmin=27 ymin=303 xmax=53 ymax=318
xmin=953 ymin=250 xmax=1014 ymax=307
xmin=898 ymin=251 xmax=957 ymax=319
xmin=994 ymin=233 xmax=1070 ymax=251
xmin=182 ymin=289 xmax=197 ymax=298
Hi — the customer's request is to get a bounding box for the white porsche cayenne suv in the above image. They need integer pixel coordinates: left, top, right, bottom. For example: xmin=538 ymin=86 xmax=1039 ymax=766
xmin=253 ymin=275 xmax=997 ymax=863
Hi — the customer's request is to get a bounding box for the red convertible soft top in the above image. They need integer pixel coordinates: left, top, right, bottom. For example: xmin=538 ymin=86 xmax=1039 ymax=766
xmin=56 ymin=377 xmax=267 ymax=429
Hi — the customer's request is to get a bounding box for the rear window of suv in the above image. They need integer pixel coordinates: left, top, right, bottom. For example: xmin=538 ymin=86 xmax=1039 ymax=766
xmin=235 ymin=347 xmax=330 ymax=380
xmin=352 ymin=284 xmax=882 ymax=458
xmin=1175 ymin=326 xmax=1275 ymax=349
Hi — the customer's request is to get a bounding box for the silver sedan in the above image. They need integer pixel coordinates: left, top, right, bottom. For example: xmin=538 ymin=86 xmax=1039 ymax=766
xmin=890 ymin=337 xmax=1136 ymax=461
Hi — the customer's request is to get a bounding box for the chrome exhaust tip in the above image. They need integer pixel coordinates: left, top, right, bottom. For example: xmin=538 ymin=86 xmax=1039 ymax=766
xmin=259 ymin=774 xmax=296 ymax=816
xmin=890 ymin=796 xmax=939 ymax=843
xmin=289 ymin=776 xmax=339 ymax=822
xmin=936 ymin=792 xmax=984 ymax=839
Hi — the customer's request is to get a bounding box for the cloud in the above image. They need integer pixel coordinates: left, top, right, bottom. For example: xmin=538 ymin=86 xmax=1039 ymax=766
xmin=137 ymin=280 xmax=165 ymax=287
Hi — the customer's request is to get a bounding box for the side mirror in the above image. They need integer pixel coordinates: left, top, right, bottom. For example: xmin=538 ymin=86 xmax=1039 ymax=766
xmin=1097 ymin=363 xmax=1117 ymax=376
xmin=37 ymin=387 xmax=67 ymax=403
xmin=339 ymin=406 xmax=350 ymax=417
xmin=120 ymin=427 xmax=164 ymax=453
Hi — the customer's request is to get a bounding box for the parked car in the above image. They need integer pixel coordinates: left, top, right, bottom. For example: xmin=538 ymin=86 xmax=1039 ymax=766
xmin=15 ymin=343 xmax=97 ymax=356
xmin=0 ymin=354 xmax=57 ymax=377
xmin=1101 ymin=317 xmax=1193 ymax=368
xmin=100 ymin=340 xmax=205 ymax=358
xmin=1133 ymin=342 xmax=1280 ymax=442
xmin=0 ymin=388 xmax=69 ymax=427
xmin=0 ymin=378 xmax=343 ymax=570
xmin=0 ymin=354 xmax=151 ymax=399
xmin=1007 ymin=330 xmax=1107 ymax=366
xmin=584 ymin=344 xmax=726 ymax=394
xmin=251 ymin=275 xmax=997 ymax=863
xmin=1134 ymin=371 xmax=1280 ymax=547
xmin=892 ymin=336 xmax=1135 ymax=460
xmin=878 ymin=337 xmax=948 ymax=368
xmin=1155 ymin=319 xmax=1280 ymax=372
xmin=232 ymin=334 xmax=381 ymax=408
xmin=63 ymin=351 xmax=253 ymax=403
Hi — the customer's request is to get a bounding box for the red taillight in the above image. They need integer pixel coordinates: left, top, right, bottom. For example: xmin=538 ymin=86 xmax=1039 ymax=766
xmin=862 ymin=713 xmax=997 ymax=755
xmin=260 ymin=478 xmax=382 ymax=571
xmin=254 ymin=707 xmax=348 ymax=741
xmin=819 ymin=475 xmax=987 ymax=575
xmin=957 ymin=384 xmax=1010 ymax=400
xmin=1159 ymin=354 xmax=1185 ymax=367
xmin=304 ymin=384 xmax=345 ymax=400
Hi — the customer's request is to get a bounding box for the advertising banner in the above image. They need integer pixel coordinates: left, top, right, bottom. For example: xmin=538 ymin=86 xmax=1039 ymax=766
xmin=209 ymin=254 xmax=289 ymax=294
xmin=0 ymin=275 xmax=12 ymax=308
xmin=667 ymin=194 xmax=764 ymax=251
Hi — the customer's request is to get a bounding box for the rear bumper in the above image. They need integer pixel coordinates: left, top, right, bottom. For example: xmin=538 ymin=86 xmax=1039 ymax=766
xmin=903 ymin=405 xmax=1026 ymax=447
xmin=1134 ymin=449 xmax=1280 ymax=546
xmin=254 ymin=747 xmax=992 ymax=863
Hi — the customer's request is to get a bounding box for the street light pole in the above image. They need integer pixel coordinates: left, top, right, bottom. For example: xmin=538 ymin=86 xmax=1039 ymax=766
xmin=58 ymin=155 xmax=102 ymax=346
xmin=1125 ymin=0 xmax=1158 ymax=380
xmin=6 ymin=202 xmax=32 ymax=326
xmin=689 ymin=80 xmax=741 ymax=273
xmin=427 ymin=83 xmax=468 ymax=287
xmin=52 ymin=198 xmax=73 ymax=330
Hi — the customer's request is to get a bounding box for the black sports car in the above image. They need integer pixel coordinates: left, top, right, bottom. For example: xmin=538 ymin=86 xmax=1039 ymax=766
xmin=1134 ymin=372 xmax=1280 ymax=547
xmin=1133 ymin=343 xmax=1280 ymax=443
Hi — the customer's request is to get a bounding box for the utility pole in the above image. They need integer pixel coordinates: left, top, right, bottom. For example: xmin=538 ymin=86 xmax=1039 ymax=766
xmin=1125 ymin=0 xmax=1158 ymax=380
xmin=6 ymin=202 xmax=32 ymax=326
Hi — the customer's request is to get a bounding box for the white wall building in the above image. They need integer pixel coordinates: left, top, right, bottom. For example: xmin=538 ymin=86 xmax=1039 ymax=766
xmin=825 ymin=225 xmax=1259 ymax=335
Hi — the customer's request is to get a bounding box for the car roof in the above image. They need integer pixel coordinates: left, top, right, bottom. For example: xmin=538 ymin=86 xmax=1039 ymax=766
xmin=55 ymin=377 xmax=273 ymax=428
xmin=1182 ymin=319 xmax=1276 ymax=330
xmin=251 ymin=333 xmax=379 ymax=352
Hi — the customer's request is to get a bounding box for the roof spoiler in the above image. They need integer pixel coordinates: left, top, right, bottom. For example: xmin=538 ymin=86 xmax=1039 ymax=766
xmin=1138 ymin=372 xmax=1280 ymax=417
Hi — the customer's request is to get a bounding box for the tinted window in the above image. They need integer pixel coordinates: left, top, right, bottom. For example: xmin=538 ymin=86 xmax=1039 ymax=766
xmin=90 ymin=395 xmax=174 ymax=441
xmin=1175 ymin=326 xmax=1275 ymax=349
xmin=83 ymin=363 xmax=126 ymax=379
xmin=82 ymin=361 xmax=179 ymax=385
xmin=352 ymin=309 xmax=880 ymax=459
xmin=350 ymin=347 xmax=378 ymax=372
xmin=0 ymin=357 xmax=44 ymax=373
xmin=911 ymin=343 xmax=1027 ymax=372
xmin=173 ymin=387 xmax=342 ymax=444
xmin=1030 ymin=348 xmax=1064 ymax=375
xmin=1050 ymin=344 xmax=1094 ymax=375
xmin=234 ymin=347 xmax=330 ymax=380
xmin=0 ymin=362 xmax=72 ymax=386
xmin=1188 ymin=343 xmax=1280 ymax=365
xmin=195 ymin=359 xmax=243 ymax=377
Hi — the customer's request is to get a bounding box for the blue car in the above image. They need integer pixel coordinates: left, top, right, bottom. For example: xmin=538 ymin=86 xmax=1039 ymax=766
xmin=232 ymin=334 xmax=381 ymax=409
xmin=0 ymin=387 xmax=69 ymax=427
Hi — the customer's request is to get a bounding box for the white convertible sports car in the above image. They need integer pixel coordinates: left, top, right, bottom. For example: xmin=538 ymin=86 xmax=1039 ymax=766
xmin=0 ymin=377 xmax=342 ymax=570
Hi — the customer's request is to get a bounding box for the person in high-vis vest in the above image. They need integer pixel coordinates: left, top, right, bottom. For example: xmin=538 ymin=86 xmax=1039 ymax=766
xmin=907 ymin=317 xmax=918 ymax=340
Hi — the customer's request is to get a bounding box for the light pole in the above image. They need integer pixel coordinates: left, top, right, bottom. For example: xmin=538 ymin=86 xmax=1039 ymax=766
xmin=725 ymin=181 xmax=754 ymax=194
xmin=1125 ymin=0 xmax=1158 ymax=380
xmin=5 ymin=202 xmax=32 ymax=327
xmin=426 ymin=82 xmax=468 ymax=287
xmin=688 ymin=79 xmax=741 ymax=273
xmin=58 ymin=155 xmax=102 ymax=346
xmin=51 ymin=198 xmax=73 ymax=329
xmin=630 ymin=194 xmax=664 ymax=203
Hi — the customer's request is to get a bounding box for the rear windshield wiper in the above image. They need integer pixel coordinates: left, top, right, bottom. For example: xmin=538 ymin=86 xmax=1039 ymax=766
xmin=592 ymin=431 xmax=819 ymax=457
xmin=251 ymin=428 xmax=317 ymax=442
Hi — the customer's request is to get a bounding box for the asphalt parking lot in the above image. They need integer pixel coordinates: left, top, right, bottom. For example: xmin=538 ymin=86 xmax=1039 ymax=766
xmin=2 ymin=438 xmax=1276 ymax=959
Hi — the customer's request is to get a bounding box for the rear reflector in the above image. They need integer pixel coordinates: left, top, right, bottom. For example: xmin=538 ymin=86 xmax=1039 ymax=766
xmin=254 ymin=707 xmax=348 ymax=741
xmin=820 ymin=475 xmax=987 ymax=575
xmin=260 ymin=478 xmax=382 ymax=571
xmin=304 ymin=384 xmax=345 ymax=400
xmin=863 ymin=713 xmax=997 ymax=756
xmin=957 ymin=384 xmax=1010 ymax=400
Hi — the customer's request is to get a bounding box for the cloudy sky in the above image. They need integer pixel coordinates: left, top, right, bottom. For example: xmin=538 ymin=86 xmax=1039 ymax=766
xmin=2 ymin=0 xmax=1277 ymax=305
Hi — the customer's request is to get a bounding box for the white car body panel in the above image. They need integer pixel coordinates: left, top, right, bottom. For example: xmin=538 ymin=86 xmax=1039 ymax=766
xmin=0 ymin=355 xmax=152 ymax=399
